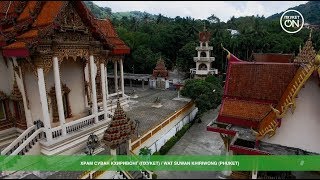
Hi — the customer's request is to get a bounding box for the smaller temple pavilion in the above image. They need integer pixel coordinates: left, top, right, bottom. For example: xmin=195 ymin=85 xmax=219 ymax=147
xmin=103 ymin=98 xmax=136 ymax=155
xmin=207 ymin=31 xmax=320 ymax=179
xmin=150 ymin=57 xmax=169 ymax=89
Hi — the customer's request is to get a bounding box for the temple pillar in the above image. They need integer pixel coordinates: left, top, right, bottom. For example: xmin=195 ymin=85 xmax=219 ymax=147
xmin=37 ymin=68 xmax=52 ymax=142
xmin=105 ymin=66 xmax=109 ymax=99
xmin=100 ymin=63 xmax=108 ymax=121
xmin=119 ymin=59 xmax=125 ymax=96
xmin=142 ymin=79 xmax=145 ymax=89
xmin=90 ymin=55 xmax=99 ymax=123
xmin=114 ymin=61 xmax=118 ymax=93
xmin=110 ymin=148 xmax=117 ymax=155
xmin=53 ymin=57 xmax=66 ymax=136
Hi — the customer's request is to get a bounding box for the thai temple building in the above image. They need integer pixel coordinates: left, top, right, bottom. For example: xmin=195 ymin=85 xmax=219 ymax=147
xmin=207 ymin=32 xmax=320 ymax=179
xmin=0 ymin=1 xmax=131 ymax=156
xmin=190 ymin=27 xmax=218 ymax=78
xmin=150 ymin=57 xmax=169 ymax=89
xmin=249 ymin=53 xmax=295 ymax=63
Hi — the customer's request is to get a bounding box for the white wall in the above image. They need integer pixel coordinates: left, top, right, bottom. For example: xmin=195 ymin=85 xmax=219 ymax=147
xmin=25 ymin=72 xmax=43 ymax=123
xmin=263 ymin=76 xmax=320 ymax=154
xmin=60 ymin=60 xmax=86 ymax=116
xmin=136 ymin=107 xmax=198 ymax=155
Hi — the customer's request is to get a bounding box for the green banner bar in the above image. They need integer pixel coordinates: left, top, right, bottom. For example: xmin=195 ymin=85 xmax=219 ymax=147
xmin=0 ymin=155 xmax=319 ymax=171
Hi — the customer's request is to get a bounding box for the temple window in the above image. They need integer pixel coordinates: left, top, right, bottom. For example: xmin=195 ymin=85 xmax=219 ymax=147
xmin=0 ymin=101 xmax=6 ymax=120
xmin=198 ymin=63 xmax=207 ymax=70
xmin=200 ymin=52 xmax=206 ymax=57
xmin=63 ymin=93 xmax=71 ymax=118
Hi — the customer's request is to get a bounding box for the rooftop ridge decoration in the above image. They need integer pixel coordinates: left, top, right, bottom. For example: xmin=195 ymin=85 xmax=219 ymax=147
xmin=103 ymin=97 xmax=137 ymax=149
xmin=294 ymin=30 xmax=317 ymax=64
xmin=253 ymin=51 xmax=320 ymax=140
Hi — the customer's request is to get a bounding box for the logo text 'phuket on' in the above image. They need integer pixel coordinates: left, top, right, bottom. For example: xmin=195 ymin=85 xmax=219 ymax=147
xmin=280 ymin=9 xmax=304 ymax=34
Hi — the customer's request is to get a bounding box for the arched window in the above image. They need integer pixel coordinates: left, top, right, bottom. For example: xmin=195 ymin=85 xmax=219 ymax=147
xmin=198 ymin=63 xmax=207 ymax=70
xmin=200 ymin=52 xmax=206 ymax=57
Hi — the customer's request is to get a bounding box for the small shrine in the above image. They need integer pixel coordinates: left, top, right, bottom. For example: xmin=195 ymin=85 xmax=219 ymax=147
xmin=103 ymin=99 xmax=136 ymax=155
xmin=150 ymin=57 xmax=169 ymax=89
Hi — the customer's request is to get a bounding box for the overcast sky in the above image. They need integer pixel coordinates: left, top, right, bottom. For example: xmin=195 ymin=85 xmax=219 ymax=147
xmin=92 ymin=1 xmax=307 ymax=22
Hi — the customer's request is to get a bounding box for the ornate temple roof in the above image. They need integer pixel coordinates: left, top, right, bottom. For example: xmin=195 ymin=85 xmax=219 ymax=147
xmin=217 ymin=35 xmax=320 ymax=140
xmin=294 ymin=32 xmax=317 ymax=64
xmin=152 ymin=57 xmax=168 ymax=78
xmin=0 ymin=1 xmax=129 ymax=57
xmin=103 ymin=99 xmax=136 ymax=149
xmin=250 ymin=53 xmax=294 ymax=63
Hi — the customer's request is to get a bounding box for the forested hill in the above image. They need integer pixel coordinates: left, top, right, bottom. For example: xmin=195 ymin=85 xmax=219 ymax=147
xmin=268 ymin=1 xmax=320 ymax=25
xmin=84 ymin=1 xmax=320 ymax=75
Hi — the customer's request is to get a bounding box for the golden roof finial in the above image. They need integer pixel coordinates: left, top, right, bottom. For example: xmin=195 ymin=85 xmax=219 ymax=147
xmin=221 ymin=43 xmax=231 ymax=60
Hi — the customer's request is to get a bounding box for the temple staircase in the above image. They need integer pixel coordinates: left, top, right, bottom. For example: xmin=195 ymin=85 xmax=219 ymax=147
xmin=1 ymin=125 xmax=44 ymax=155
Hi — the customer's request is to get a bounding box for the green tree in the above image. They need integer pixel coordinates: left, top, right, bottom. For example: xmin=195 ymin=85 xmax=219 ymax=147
xmin=181 ymin=76 xmax=222 ymax=118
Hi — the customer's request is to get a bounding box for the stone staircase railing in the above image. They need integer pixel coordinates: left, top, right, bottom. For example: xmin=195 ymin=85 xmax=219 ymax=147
xmin=11 ymin=128 xmax=44 ymax=155
xmin=1 ymin=125 xmax=36 ymax=155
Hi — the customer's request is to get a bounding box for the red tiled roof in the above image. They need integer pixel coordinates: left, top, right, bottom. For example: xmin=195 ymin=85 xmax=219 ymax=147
xmin=0 ymin=1 xmax=21 ymax=16
xmin=218 ymin=53 xmax=299 ymax=128
xmin=1 ymin=1 xmax=130 ymax=57
xmin=94 ymin=18 xmax=130 ymax=55
xmin=17 ymin=1 xmax=38 ymax=22
xmin=3 ymin=41 xmax=26 ymax=49
xmin=32 ymin=1 xmax=64 ymax=27
xmin=220 ymin=98 xmax=272 ymax=122
xmin=16 ymin=29 xmax=38 ymax=40
xmin=251 ymin=53 xmax=294 ymax=63
xmin=224 ymin=62 xmax=298 ymax=102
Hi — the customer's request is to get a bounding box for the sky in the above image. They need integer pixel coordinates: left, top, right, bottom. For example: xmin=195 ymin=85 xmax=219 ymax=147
xmin=92 ymin=1 xmax=308 ymax=22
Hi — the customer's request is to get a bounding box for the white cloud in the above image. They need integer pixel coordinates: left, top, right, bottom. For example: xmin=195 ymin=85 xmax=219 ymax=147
xmin=92 ymin=1 xmax=308 ymax=22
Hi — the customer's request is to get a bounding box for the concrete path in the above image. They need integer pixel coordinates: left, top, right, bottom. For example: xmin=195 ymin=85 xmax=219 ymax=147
xmin=155 ymin=106 xmax=225 ymax=179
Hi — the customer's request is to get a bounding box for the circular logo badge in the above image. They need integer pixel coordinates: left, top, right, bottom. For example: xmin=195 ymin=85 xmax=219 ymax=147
xmin=280 ymin=9 xmax=304 ymax=34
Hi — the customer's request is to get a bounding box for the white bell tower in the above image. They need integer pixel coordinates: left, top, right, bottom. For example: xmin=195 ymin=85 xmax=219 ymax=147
xmin=190 ymin=26 xmax=218 ymax=78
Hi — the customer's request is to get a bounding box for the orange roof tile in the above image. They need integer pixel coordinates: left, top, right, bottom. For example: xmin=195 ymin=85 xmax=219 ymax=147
xmin=16 ymin=29 xmax=38 ymax=40
xmin=225 ymin=62 xmax=298 ymax=102
xmin=17 ymin=1 xmax=38 ymax=22
xmin=221 ymin=99 xmax=272 ymax=122
xmin=94 ymin=18 xmax=130 ymax=53
xmin=251 ymin=53 xmax=294 ymax=63
xmin=3 ymin=41 xmax=26 ymax=49
xmin=32 ymin=1 xmax=64 ymax=27
xmin=95 ymin=18 xmax=118 ymax=37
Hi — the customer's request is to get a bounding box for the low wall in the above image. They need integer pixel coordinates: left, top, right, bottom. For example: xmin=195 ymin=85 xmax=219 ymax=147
xmin=131 ymin=101 xmax=198 ymax=154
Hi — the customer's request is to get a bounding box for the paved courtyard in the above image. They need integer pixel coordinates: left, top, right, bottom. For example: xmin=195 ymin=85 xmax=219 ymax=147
xmin=155 ymin=106 xmax=226 ymax=179
xmin=124 ymin=88 xmax=189 ymax=141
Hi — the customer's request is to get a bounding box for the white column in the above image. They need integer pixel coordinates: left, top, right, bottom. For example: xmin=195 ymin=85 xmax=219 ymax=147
xmin=16 ymin=64 xmax=32 ymax=127
xmin=53 ymin=57 xmax=66 ymax=136
xmin=119 ymin=59 xmax=125 ymax=96
xmin=114 ymin=61 xmax=118 ymax=93
xmin=37 ymin=68 xmax=52 ymax=142
xmin=90 ymin=55 xmax=98 ymax=123
xmin=100 ymin=63 xmax=108 ymax=121
xmin=105 ymin=66 xmax=109 ymax=99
